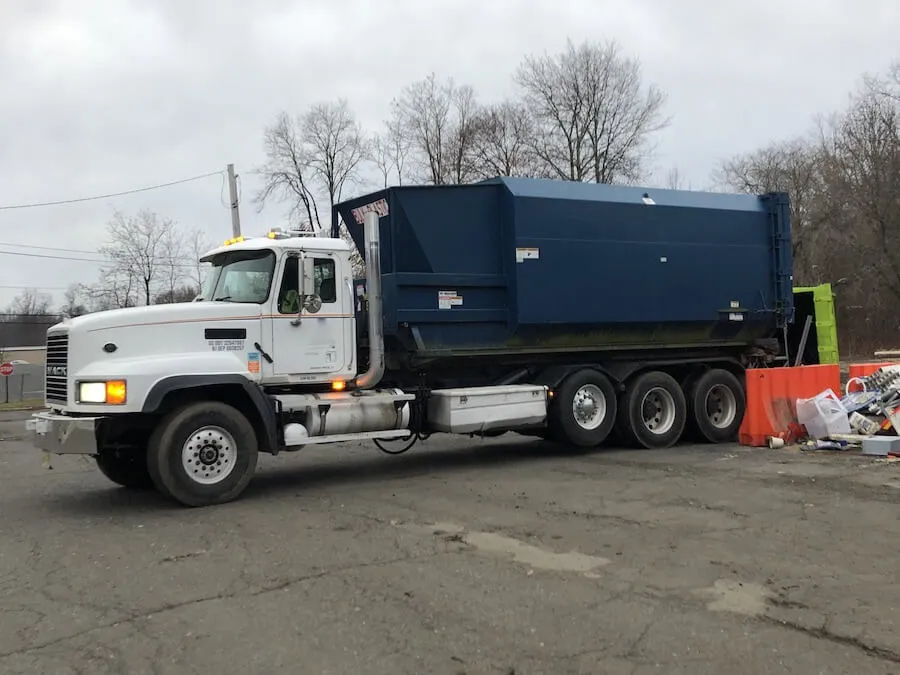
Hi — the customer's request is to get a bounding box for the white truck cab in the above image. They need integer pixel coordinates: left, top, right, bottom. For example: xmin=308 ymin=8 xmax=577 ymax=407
xmin=41 ymin=231 xmax=358 ymax=416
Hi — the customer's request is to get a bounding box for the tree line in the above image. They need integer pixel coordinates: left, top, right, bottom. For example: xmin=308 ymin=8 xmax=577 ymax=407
xmin=254 ymin=38 xmax=669 ymax=237
xmin=2 ymin=209 xmax=212 ymax=327
xmin=715 ymin=63 xmax=899 ymax=356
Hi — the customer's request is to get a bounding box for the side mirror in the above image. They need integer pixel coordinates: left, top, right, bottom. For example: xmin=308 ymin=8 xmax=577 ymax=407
xmin=291 ymin=253 xmax=321 ymax=325
xmin=301 ymin=255 xmax=315 ymax=296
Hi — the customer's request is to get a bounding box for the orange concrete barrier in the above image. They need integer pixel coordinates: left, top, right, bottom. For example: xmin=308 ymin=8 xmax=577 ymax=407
xmin=847 ymin=362 xmax=897 ymax=392
xmin=739 ymin=364 xmax=842 ymax=447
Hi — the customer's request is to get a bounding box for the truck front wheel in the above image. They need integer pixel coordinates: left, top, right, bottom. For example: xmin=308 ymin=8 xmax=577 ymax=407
xmin=147 ymin=401 xmax=259 ymax=507
xmin=95 ymin=449 xmax=154 ymax=490
xmin=550 ymin=369 xmax=617 ymax=448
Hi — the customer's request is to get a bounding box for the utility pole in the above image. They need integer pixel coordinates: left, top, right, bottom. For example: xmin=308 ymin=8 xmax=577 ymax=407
xmin=227 ymin=163 xmax=241 ymax=237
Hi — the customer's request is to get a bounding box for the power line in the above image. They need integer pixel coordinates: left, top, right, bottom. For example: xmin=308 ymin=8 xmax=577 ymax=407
xmin=0 ymin=248 xmax=198 ymax=268
xmin=0 ymin=249 xmax=105 ymax=263
xmin=0 ymin=241 xmax=99 ymax=255
xmin=0 ymin=170 xmax=223 ymax=211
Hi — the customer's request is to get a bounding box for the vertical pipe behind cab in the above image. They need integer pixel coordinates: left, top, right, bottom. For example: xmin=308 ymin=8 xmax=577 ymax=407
xmin=354 ymin=211 xmax=384 ymax=389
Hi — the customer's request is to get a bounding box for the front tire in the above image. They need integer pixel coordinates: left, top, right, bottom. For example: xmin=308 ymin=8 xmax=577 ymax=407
xmin=549 ymin=369 xmax=617 ymax=448
xmin=147 ymin=401 xmax=259 ymax=507
xmin=95 ymin=449 xmax=154 ymax=490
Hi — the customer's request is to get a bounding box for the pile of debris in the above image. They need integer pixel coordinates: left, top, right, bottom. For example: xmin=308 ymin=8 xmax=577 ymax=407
xmin=786 ymin=365 xmax=900 ymax=456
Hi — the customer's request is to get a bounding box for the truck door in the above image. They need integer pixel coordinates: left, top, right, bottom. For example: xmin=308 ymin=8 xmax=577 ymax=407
xmin=271 ymin=252 xmax=349 ymax=377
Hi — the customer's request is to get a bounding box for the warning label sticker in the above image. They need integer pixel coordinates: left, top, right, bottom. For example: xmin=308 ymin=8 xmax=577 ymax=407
xmin=515 ymin=247 xmax=540 ymax=263
xmin=438 ymin=290 xmax=463 ymax=310
xmin=247 ymin=351 xmax=261 ymax=373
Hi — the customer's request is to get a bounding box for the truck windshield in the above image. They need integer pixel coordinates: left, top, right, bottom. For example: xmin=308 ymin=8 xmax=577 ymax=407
xmin=199 ymin=249 xmax=276 ymax=303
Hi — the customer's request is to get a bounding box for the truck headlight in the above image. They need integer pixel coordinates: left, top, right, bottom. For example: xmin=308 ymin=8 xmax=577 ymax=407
xmin=78 ymin=380 xmax=127 ymax=405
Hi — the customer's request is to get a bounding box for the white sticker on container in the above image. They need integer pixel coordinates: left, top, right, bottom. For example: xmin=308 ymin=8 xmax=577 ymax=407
xmin=728 ymin=313 xmax=744 ymax=322
xmin=515 ymin=247 xmax=540 ymax=263
xmin=438 ymin=290 xmax=463 ymax=309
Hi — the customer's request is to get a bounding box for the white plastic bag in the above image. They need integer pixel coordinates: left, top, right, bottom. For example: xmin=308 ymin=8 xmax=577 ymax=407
xmin=795 ymin=388 xmax=851 ymax=439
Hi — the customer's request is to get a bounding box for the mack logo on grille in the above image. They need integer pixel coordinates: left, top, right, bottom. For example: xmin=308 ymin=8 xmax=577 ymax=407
xmin=47 ymin=366 xmax=67 ymax=377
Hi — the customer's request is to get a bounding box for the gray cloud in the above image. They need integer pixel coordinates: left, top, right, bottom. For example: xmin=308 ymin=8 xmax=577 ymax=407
xmin=1 ymin=0 xmax=897 ymax=307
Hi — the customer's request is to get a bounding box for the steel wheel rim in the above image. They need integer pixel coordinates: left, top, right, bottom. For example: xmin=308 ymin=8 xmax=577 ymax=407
xmin=640 ymin=387 xmax=677 ymax=435
xmin=572 ymin=384 xmax=607 ymax=430
xmin=181 ymin=426 xmax=238 ymax=485
xmin=705 ymin=384 xmax=737 ymax=429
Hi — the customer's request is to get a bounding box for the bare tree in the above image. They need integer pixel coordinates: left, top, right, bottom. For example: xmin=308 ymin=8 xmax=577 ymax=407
xmin=515 ymin=39 xmax=668 ymax=184
xmin=154 ymin=285 xmax=200 ymax=304
xmin=59 ymin=284 xmax=88 ymax=318
xmin=369 ymin=115 xmax=414 ymax=188
xmin=187 ymin=227 xmax=214 ymax=295
xmin=390 ymin=73 xmax=481 ymax=184
xmin=468 ymin=101 xmax=540 ymax=179
xmin=370 ymin=133 xmax=394 ymax=189
xmin=713 ymin=61 xmax=900 ymax=356
xmin=660 ymin=166 xmax=694 ymax=190
xmin=256 ymin=102 xmax=368 ymax=235
xmin=5 ymin=288 xmax=53 ymax=318
xmin=1 ymin=289 xmax=57 ymax=357
xmin=820 ymin=79 xmax=900 ymax=299
xmin=714 ymin=137 xmax=831 ymax=281
xmin=82 ymin=268 xmax=140 ymax=311
xmin=302 ymin=99 xmax=368 ymax=233
xmin=255 ymin=111 xmax=321 ymax=230
xmin=98 ymin=209 xmax=178 ymax=306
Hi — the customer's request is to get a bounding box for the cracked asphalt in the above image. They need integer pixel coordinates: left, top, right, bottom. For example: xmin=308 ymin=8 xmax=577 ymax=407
xmin=3 ymin=410 xmax=900 ymax=674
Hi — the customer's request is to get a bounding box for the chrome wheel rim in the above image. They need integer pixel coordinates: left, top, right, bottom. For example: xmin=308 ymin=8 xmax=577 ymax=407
xmin=705 ymin=384 xmax=737 ymax=429
xmin=181 ymin=426 xmax=237 ymax=485
xmin=641 ymin=387 xmax=677 ymax=435
xmin=572 ymin=384 xmax=607 ymax=430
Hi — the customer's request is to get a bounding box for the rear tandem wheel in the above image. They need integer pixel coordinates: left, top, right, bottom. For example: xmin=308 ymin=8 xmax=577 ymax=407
xmin=548 ymin=369 xmax=617 ymax=448
xmin=616 ymin=371 xmax=687 ymax=449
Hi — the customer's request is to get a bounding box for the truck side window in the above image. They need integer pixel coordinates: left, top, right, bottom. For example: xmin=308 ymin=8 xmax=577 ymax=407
xmin=277 ymin=256 xmax=337 ymax=314
xmin=315 ymin=259 xmax=336 ymax=304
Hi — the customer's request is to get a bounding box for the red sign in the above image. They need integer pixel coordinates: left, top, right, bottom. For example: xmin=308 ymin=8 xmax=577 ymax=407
xmin=0 ymin=362 xmax=13 ymax=377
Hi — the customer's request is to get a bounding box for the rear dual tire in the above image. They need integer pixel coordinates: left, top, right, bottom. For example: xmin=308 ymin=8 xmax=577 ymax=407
xmin=548 ymin=369 xmax=617 ymax=447
xmin=686 ymin=368 xmax=745 ymax=444
xmin=616 ymin=368 xmax=745 ymax=448
xmin=616 ymin=371 xmax=686 ymax=449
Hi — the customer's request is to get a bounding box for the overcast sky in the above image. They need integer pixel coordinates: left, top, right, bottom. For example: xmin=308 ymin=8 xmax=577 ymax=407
xmin=0 ymin=0 xmax=897 ymax=310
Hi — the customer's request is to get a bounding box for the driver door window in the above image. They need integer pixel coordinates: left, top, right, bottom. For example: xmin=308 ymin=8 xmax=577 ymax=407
xmin=277 ymin=256 xmax=337 ymax=315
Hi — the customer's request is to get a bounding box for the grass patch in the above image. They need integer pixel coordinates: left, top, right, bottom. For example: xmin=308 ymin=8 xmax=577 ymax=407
xmin=0 ymin=398 xmax=44 ymax=411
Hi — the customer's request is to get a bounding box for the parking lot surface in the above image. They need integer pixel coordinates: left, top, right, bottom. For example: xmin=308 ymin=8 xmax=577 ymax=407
xmin=2 ymin=409 xmax=900 ymax=674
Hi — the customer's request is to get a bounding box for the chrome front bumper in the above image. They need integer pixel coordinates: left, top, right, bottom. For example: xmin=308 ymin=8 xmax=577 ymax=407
xmin=26 ymin=411 xmax=102 ymax=455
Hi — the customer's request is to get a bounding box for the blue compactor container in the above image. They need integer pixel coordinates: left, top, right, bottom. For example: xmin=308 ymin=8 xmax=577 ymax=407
xmin=335 ymin=177 xmax=792 ymax=373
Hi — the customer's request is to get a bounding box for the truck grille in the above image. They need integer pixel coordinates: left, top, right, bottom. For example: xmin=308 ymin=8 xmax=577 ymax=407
xmin=45 ymin=333 xmax=69 ymax=403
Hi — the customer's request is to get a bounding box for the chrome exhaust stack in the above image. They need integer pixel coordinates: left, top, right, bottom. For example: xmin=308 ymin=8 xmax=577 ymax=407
xmin=354 ymin=210 xmax=384 ymax=389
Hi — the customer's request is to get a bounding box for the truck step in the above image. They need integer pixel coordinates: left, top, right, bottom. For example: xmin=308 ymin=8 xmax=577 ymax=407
xmin=298 ymin=429 xmax=413 ymax=446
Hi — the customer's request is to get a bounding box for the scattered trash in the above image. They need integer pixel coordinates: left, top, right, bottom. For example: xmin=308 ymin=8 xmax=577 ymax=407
xmin=800 ymin=439 xmax=849 ymax=452
xmin=777 ymin=365 xmax=900 ymax=456
xmin=796 ymin=389 xmax=851 ymax=439
xmin=849 ymin=411 xmax=881 ymax=436
xmin=862 ymin=436 xmax=900 ymax=456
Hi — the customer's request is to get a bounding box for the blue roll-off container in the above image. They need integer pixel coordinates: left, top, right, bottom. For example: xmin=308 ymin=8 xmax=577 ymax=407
xmin=334 ymin=177 xmax=793 ymax=359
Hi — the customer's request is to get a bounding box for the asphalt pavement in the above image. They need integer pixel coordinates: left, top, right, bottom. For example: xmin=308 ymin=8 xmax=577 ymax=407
xmin=2 ymin=409 xmax=900 ymax=674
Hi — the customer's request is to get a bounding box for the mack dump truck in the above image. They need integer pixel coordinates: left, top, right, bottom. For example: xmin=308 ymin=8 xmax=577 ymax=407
xmin=27 ymin=177 xmax=793 ymax=506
